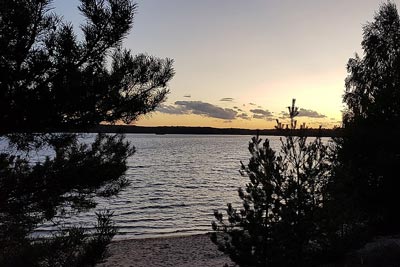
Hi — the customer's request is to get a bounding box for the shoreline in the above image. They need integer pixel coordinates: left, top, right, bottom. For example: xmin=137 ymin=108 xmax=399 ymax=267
xmin=97 ymin=233 xmax=234 ymax=267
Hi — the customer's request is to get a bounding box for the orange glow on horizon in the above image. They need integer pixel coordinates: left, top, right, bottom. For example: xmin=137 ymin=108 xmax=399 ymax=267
xmin=134 ymin=113 xmax=341 ymax=130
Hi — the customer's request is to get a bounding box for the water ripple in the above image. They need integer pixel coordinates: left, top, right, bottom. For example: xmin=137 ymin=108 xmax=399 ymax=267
xmin=36 ymin=134 xmax=324 ymax=239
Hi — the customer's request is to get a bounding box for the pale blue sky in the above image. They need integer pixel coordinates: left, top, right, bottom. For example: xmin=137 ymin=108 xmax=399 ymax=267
xmin=53 ymin=0 xmax=396 ymax=128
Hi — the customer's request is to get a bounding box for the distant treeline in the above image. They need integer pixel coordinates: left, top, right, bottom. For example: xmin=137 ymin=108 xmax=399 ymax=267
xmin=80 ymin=125 xmax=345 ymax=137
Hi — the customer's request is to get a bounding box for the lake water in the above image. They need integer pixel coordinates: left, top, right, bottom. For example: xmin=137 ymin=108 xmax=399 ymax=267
xmin=31 ymin=134 xmax=285 ymax=239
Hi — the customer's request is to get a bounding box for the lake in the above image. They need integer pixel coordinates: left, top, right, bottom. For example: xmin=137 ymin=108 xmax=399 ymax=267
xmin=32 ymin=134 xmax=289 ymax=239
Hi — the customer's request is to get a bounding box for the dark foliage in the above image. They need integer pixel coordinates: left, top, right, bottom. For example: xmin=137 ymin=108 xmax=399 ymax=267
xmin=0 ymin=134 xmax=133 ymax=239
xmin=0 ymin=0 xmax=174 ymax=266
xmin=330 ymin=2 xmax=400 ymax=236
xmin=212 ymin=100 xmax=331 ymax=266
xmin=1 ymin=211 xmax=116 ymax=267
xmin=0 ymin=0 xmax=174 ymax=132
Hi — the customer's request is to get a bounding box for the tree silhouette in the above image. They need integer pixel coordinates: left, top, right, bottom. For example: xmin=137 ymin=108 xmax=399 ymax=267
xmin=331 ymin=2 xmax=400 ymax=235
xmin=212 ymin=100 xmax=331 ymax=266
xmin=0 ymin=0 xmax=174 ymax=266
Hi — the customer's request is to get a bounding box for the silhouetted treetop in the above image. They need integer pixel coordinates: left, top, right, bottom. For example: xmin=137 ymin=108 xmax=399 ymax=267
xmin=332 ymin=1 xmax=400 ymax=239
xmin=344 ymin=2 xmax=400 ymax=127
xmin=0 ymin=0 xmax=174 ymax=132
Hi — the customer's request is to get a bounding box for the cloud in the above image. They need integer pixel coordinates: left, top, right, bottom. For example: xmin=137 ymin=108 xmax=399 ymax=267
xmin=298 ymin=108 xmax=326 ymax=118
xmin=250 ymin=109 xmax=273 ymax=116
xmin=279 ymin=111 xmax=290 ymax=119
xmin=233 ymin=106 xmax=243 ymax=112
xmin=253 ymin=114 xmax=266 ymax=119
xmin=237 ymin=113 xmax=251 ymax=120
xmin=220 ymin=97 xmax=234 ymax=102
xmin=157 ymin=101 xmax=285 ymax=121
xmin=156 ymin=104 xmax=187 ymax=114
xmin=183 ymin=94 xmax=191 ymax=98
xmin=250 ymin=109 xmax=274 ymax=121
xmin=279 ymin=109 xmax=326 ymax=119
xmin=174 ymin=101 xmax=237 ymax=120
xmin=249 ymin=102 xmax=256 ymax=106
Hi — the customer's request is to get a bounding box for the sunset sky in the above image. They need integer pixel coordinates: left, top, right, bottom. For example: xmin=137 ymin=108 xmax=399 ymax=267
xmin=54 ymin=0 xmax=398 ymax=129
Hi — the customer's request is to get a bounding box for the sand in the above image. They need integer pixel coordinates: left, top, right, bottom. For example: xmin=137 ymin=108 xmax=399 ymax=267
xmin=97 ymin=233 xmax=400 ymax=267
xmin=96 ymin=234 xmax=235 ymax=267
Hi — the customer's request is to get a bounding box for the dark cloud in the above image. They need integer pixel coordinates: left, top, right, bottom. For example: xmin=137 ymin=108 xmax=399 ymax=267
xmin=183 ymin=94 xmax=191 ymax=98
xmin=298 ymin=108 xmax=326 ymax=118
xmin=174 ymin=101 xmax=237 ymax=120
xmin=279 ymin=109 xmax=326 ymax=119
xmin=249 ymin=102 xmax=256 ymax=106
xmin=237 ymin=113 xmax=250 ymax=120
xmin=253 ymin=114 xmax=265 ymax=119
xmin=156 ymin=104 xmax=187 ymax=114
xmin=279 ymin=111 xmax=290 ymax=119
xmin=250 ymin=109 xmax=273 ymax=117
xmin=220 ymin=97 xmax=234 ymax=102
xmin=157 ymin=101 xmax=284 ymax=121
xmin=233 ymin=106 xmax=243 ymax=112
xmin=250 ymin=109 xmax=274 ymax=121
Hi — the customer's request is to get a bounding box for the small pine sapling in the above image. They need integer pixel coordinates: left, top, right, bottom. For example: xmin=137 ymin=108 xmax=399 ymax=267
xmin=212 ymin=99 xmax=331 ymax=266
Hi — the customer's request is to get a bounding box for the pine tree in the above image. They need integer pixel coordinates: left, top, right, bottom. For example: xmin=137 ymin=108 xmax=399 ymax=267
xmin=212 ymin=100 xmax=331 ymax=266
xmin=0 ymin=1 xmax=174 ymax=266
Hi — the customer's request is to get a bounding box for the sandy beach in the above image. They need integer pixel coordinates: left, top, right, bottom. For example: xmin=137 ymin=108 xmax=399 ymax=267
xmin=97 ymin=234 xmax=234 ymax=267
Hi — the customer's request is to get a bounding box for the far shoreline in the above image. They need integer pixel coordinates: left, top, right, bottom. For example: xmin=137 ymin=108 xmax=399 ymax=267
xmin=75 ymin=125 xmax=344 ymax=137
